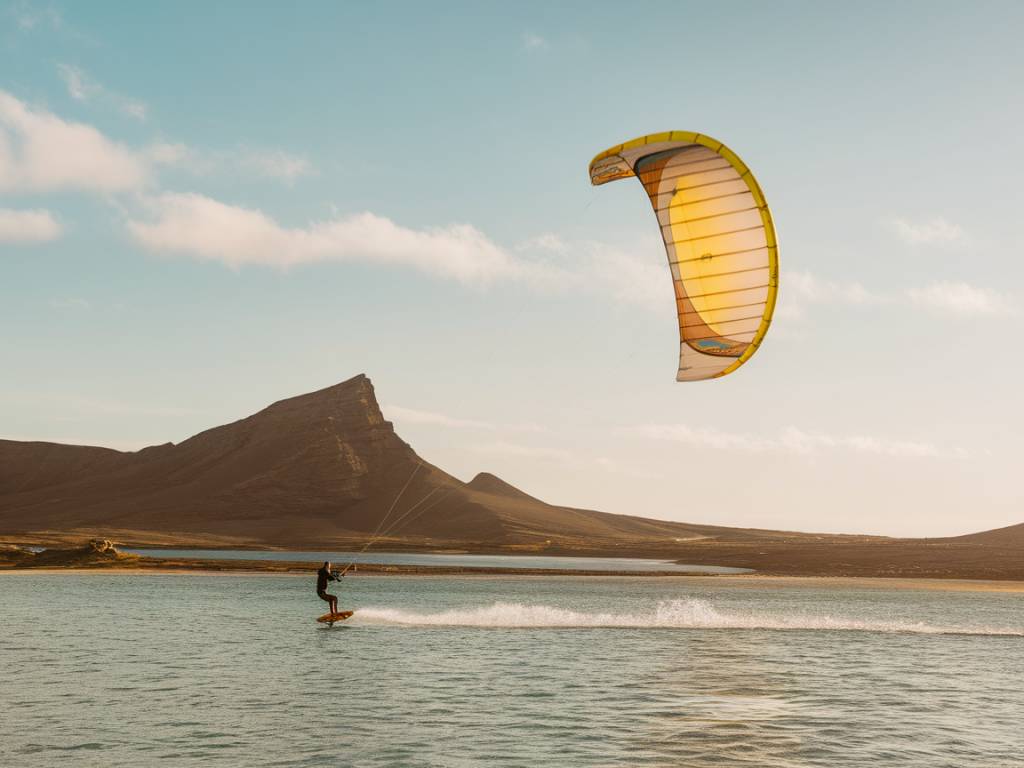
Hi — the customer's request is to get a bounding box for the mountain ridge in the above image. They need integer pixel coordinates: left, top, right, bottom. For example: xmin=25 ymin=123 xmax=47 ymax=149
xmin=2 ymin=374 xmax=1022 ymax=578
xmin=0 ymin=374 xmax=752 ymax=549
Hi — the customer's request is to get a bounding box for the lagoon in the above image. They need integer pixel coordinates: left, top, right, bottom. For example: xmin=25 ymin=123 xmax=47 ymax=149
xmin=2 ymin=573 xmax=1023 ymax=766
xmin=126 ymin=548 xmax=753 ymax=573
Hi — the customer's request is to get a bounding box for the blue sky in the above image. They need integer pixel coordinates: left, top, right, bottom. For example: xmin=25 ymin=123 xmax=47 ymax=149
xmin=2 ymin=1 xmax=1022 ymax=536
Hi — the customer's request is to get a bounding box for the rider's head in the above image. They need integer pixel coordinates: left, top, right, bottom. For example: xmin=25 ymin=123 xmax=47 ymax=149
xmin=324 ymin=561 xmax=331 ymax=570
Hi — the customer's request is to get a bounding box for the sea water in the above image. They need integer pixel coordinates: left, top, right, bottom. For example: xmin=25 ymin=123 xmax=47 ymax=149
xmin=1 ymin=574 xmax=1022 ymax=767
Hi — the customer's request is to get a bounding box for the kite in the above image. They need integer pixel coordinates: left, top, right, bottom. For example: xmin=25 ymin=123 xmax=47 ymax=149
xmin=589 ymin=131 xmax=778 ymax=381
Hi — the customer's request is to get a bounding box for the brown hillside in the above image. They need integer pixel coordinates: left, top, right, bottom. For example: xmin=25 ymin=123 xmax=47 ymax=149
xmin=2 ymin=374 xmax=1023 ymax=578
xmin=0 ymin=375 xmax=759 ymax=549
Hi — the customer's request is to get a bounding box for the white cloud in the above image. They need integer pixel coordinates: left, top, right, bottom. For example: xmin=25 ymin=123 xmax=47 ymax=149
xmin=126 ymin=192 xmax=563 ymax=286
xmin=769 ymin=270 xmax=881 ymax=331
xmin=633 ymin=423 xmax=943 ymax=459
xmin=0 ymin=208 xmax=61 ymax=242
xmin=783 ymin=271 xmax=1013 ymax=320
xmin=517 ymin=233 xmax=569 ymax=254
xmin=473 ymin=440 xmax=574 ymax=463
xmin=48 ymin=297 xmax=90 ymax=310
xmin=788 ymin=270 xmax=879 ymax=305
xmin=120 ymin=100 xmax=147 ymax=121
xmin=125 ymin=197 xmax=673 ymax=299
xmin=907 ymin=281 xmax=1014 ymax=316
xmin=56 ymin=64 xmax=147 ymax=121
xmin=7 ymin=3 xmax=61 ymax=31
xmin=0 ymin=90 xmax=148 ymax=192
xmin=583 ymin=241 xmax=669 ymax=308
xmin=0 ymin=91 xmax=302 ymax=200
xmin=385 ymin=404 xmax=547 ymax=433
xmin=522 ymin=32 xmax=547 ymax=50
xmin=595 ymin=456 xmax=661 ymax=480
xmin=3 ymin=391 xmax=203 ymax=418
xmin=146 ymin=143 xmax=311 ymax=183
xmin=515 ymin=235 xmax=670 ymax=308
xmin=120 ymin=192 xmax=1021 ymax=325
xmin=471 ymin=442 xmax=664 ymax=476
xmin=57 ymin=64 xmax=93 ymax=101
xmin=240 ymin=149 xmax=311 ymax=183
xmin=893 ymin=217 xmax=964 ymax=245
xmin=386 ymin=405 xmax=495 ymax=430
xmin=147 ymin=142 xmax=192 ymax=167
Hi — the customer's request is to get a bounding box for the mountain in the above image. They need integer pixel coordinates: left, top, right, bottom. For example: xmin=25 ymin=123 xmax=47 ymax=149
xmin=945 ymin=522 xmax=1024 ymax=548
xmin=0 ymin=375 xmax=750 ymax=550
xmin=2 ymin=374 xmax=1023 ymax=579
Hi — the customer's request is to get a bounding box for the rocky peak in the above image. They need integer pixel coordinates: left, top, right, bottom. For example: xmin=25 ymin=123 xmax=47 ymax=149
xmin=261 ymin=373 xmax=386 ymax=427
xmin=467 ymin=472 xmax=540 ymax=502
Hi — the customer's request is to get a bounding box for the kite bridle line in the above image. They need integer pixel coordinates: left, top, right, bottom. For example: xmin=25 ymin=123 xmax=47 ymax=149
xmin=339 ymin=459 xmax=422 ymax=576
xmin=338 ymin=459 xmax=463 ymax=577
xmin=366 ymin=479 xmax=461 ymax=546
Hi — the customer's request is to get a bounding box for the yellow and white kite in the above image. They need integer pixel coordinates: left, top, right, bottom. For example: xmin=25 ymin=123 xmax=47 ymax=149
xmin=590 ymin=131 xmax=778 ymax=381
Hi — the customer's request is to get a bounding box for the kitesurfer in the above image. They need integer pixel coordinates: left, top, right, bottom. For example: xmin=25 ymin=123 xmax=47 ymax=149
xmin=317 ymin=561 xmax=343 ymax=615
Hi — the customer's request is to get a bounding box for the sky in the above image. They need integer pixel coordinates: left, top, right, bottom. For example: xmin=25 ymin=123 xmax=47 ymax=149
xmin=2 ymin=1 xmax=1022 ymax=537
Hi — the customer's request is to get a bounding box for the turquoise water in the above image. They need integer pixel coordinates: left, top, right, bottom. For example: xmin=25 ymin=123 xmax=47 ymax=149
xmin=2 ymin=574 xmax=1022 ymax=766
xmin=126 ymin=549 xmax=752 ymax=573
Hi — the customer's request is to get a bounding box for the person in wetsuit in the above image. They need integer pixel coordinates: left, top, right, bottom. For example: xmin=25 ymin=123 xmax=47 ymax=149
xmin=317 ymin=561 xmax=343 ymax=615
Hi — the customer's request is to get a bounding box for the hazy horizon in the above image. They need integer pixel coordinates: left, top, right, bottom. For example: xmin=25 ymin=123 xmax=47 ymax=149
xmin=2 ymin=1 xmax=1022 ymax=537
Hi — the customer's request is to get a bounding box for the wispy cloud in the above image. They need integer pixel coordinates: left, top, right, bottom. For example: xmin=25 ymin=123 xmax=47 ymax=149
xmin=517 ymin=233 xmax=569 ymax=254
xmin=907 ymin=280 xmax=1015 ymax=316
xmin=57 ymin=63 xmax=92 ymax=100
xmin=788 ymin=269 xmax=879 ymax=305
xmin=0 ymin=90 xmax=148 ymax=192
xmin=595 ymin=456 xmax=661 ymax=480
xmin=771 ymin=269 xmax=881 ymax=326
xmin=0 ymin=207 xmax=61 ymax=242
xmin=580 ymin=241 xmax=669 ymax=307
xmin=893 ymin=216 xmax=964 ymax=245
xmin=126 ymin=197 xmax=675 ymax=300
xmin=522 ymin=32 xmax=548 ymax=51
xmin=57 ymin=64 xmax=147 ymax=121
xmin=515 ymin=233 xmax=671 ymax=308
xmin=48 ymin=297 xmax=90 ymax=310
xmin=633 ymin=423 xmax=945 ymax=459
xmin=6 ymin=2 xmax=61 ymax=31
xmin=149 ymin=143 xmax=312 ymax=183
xmin=126 ymin=192 xmax=564 ymax=286
xmin=781 ymin=270 xmax=1014 ymax=322
xmin=2 ymin=391 xmax=204 ymax=418
xmin=472 ymin=440 xmax=574 ymax=463
xmin=239 ymin=149 xmax=311 ymax=183
xmin=0 ymin=91 xmax=306 ymax=199
xmin=470 ymin=441 xmax=663 ymax=478
xmin=129 ymin=195 xmax=1018 ymax=329
xmin=386 ymin=404 xmax=547 ymax=433
xmin=124 ymin=193 xmax=1020 ymax=324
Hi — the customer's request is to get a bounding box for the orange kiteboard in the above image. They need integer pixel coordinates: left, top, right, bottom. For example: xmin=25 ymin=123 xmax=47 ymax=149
xmin=316 ymin=611 xmax=354 ymax=625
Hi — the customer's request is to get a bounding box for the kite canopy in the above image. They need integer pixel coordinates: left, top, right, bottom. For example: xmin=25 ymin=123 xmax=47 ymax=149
xmin=590 ymin=131 xmax=778 ymax=381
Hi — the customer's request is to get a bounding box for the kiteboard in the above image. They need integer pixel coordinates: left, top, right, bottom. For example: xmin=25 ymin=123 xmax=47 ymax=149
xmin=316 ymin=611 xmax=353 ymax=625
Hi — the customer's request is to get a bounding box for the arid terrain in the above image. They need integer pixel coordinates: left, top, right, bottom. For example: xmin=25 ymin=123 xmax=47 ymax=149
xmin=2 ymin=374 xmax=1022 ymax=579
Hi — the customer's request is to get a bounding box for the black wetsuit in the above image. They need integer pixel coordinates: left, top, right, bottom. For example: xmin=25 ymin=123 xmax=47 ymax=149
xmin=317 ymin=567 xmax=340 ymax=601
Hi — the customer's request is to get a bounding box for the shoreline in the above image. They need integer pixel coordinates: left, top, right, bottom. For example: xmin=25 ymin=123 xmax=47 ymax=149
xmin=5 ymin=538 xmax=1024 ymax=584
xmin=7 ymin=532 xmax=1024 ymax=582
xmin=3 ymin=564 xmax=1024 ymax=592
